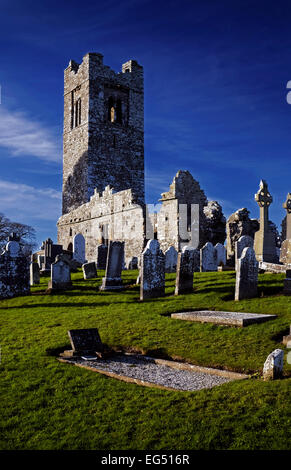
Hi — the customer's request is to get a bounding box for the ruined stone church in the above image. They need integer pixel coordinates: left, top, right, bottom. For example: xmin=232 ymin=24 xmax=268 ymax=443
xmin=57 ymin=52 xmax=226 ymax=265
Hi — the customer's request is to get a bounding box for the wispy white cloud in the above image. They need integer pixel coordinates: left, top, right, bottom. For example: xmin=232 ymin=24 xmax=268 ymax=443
xmin=0 ymin=106 xmax=61 ymax=162
xmin=0 ymin=179 xmax=62 ymax=223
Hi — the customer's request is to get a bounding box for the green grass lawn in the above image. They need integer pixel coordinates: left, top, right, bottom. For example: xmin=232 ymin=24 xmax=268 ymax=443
xmin=0 ymin=269 xmax=290 ymax=450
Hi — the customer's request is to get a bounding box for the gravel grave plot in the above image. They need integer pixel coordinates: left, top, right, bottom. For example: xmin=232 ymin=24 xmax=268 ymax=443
xmin=63 ymin=354 xmax=243 ymax=391
xmin=171 ymin=310 xmax=277 ymax=327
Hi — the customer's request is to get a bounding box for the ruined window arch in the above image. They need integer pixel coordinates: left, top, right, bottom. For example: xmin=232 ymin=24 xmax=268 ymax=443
xmin=67 ymin=242 xmax=73 ymax=252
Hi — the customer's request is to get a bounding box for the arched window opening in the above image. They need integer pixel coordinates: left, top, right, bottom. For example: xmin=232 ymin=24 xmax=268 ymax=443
xmin=108 ymin=97 xmax=114 ymax=122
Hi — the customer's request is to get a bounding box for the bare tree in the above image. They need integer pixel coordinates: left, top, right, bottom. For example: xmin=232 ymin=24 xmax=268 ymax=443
xmin=0 ymin=213 xmax=37 ymax=254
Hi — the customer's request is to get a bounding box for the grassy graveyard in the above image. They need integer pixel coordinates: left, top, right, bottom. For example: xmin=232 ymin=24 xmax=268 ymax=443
xmin=0 ymin=269 xmax=290 ymax=450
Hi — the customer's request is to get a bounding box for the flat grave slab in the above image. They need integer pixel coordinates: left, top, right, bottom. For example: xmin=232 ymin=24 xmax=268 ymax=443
xmin=171 ymin=310 xmax=277 ymax=327
xmin=58 ymin=354 xmax=248 ymax=392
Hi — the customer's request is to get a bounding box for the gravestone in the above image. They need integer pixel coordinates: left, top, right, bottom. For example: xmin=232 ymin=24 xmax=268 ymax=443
xmin=200 ymin=242 xmax=217 ymax=272
xmin=140 ymin=239 xmax=165 ymax=300
xmin=165 ymin=246 xmax=178 ymax=273
xmin=283 ymin=325 xmax=291 ymax=346
xmin=283 ymin=269 xmax=291 ymax=295
xmin=0 ymin=237 xmax=30 ymax=299
xmin=40 ymin=238 xmax=63 ymax=271
xmin=30 ymin=262 xmax=40 ymax=286
xmin=97 ymin=244 xmax=108 ymax=269
xmin=37 ymin=255 xmax=45 ymax=269
xmin=73 ymin=233 xmax=86 ymax=264
xmin=280 ymin=193 xmax=291 ymax=264
xmin=128 ymin=256 xmax=138 ymax=270
xmin=235 ymin=235 xmax=254 ymax=271
xmin=263 ymin=349 xmax=284 ymax=381
xmin=175 ymin=246 xmax=196 ymax=295
xmin=82 ymin=262 xmax=97 ymax=280
xmin=254 ymin=180 xmax=278 ymax=263
xmin=100 ymin=241 xmax=124 ymax=290
xmin=214 ymin=243 xmax=226 ymax=267
xmin=171 ymin=310 xmax=277 ymax=327
xmin=47 ymin=254 xmax=72 ymax=291
xmin=192 ymin=249 xmax=200 ymax=272
xmin=235 ymin=247 xmax=258 ymax=301
xmin=60 ymin=328 xmax=104 ymax=358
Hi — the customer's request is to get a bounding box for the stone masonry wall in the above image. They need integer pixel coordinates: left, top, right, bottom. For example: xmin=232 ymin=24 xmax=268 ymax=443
xmin=58 ymin=186 xmax=146 ymax=265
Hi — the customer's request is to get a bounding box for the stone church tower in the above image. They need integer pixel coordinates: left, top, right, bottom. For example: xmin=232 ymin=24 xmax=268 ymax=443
xmin=62 ymin=52 xmax=145 ymax=215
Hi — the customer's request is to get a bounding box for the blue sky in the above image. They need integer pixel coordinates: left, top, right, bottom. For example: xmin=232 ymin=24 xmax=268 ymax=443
xmin=1 ymin=0 xmax=291 ymax=247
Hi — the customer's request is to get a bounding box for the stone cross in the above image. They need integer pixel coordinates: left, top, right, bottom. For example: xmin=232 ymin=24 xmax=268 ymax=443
xmin=140 ymin=239 xmax=165 ymax=300
xmin=254 ymin=180 xmax=277 ymax=263
xmin=283 ymin=193 xmax=291 ymax=239
xmin=175 ymin=246 xmax=196 ymax=295
xmin=280 ymin=193 xmax=291 ymax=264
xmin=100 ymin=241 xmax=124 ymax=290
xmin=255 ymin=179 xmax=273 ymax=229
xmin=235 ymin=247 xmax=258 ymax=301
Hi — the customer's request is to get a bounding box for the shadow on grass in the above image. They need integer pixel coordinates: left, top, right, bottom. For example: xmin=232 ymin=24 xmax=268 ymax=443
xmin=271 ymin=327 xmax=290 ymax=343
xmin=0 ymin=300 xmax=139 ymax=310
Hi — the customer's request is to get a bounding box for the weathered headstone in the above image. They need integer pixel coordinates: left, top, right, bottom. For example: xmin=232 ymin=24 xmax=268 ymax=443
xmin=100 ymin=241 xmax=124 ymax=290
xmin=175 ymin=246 xmax=196 ymax=295
xmin=235 ymin=235 xmax=254 ymax=271
xmin=200 ymin=242 xmax=217 ymax=272
xmin=263 ymin=349 xmax=284 ymax=381
xmin=214 ymin=243 xmax=226 ymax=267
xmin=280 ymin=193 xmax=291 ymax=264
xmin=165 ymin=246 xmax=178 ymax=273
xmin=127 ymin=256 xmax=138 ymax=270
xmin=283 ymin=325 xmax=291 ymax=345
xmin=97 ymin=244 xmax=108 ymax=269
xmin=140 ymin=239 xmax=165 ymax=300
xmin=82 ymin=262 xmax=97 ymax=280
xmin=73 ymin=233 xmax=86 ymax=264
xmin=283 ymin=269 xmax=291 ymax=295
xmin=235 ymin=247 xmax=258 ymax=301
xmin=0 ymin=238 xmax=30 ymax=298
xmin=47 ymin=254 xmax=72 ymax=291
xmin=30 ymin=262 xmax=40 ymax=286
xmin=60 ymin=328 xmax=104 ymax=358
xmin=40 ymin=238 xmax=63 ymax=271
xmin=254 ymin=180 xmax=278 ymax=263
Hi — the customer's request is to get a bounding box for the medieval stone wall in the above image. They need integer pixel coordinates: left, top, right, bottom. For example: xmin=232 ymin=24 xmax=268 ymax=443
xmin=57 ymin=186 xmax=145 ymax=265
